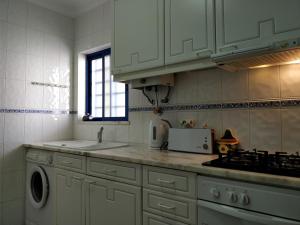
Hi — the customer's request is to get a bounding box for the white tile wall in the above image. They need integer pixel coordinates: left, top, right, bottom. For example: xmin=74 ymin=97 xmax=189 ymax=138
xmin=0 ymin=0 xmax=74 ymax=224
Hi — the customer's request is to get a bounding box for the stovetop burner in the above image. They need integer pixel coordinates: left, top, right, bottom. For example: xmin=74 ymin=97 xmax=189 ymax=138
xmin=203 ymin=149 xmax=300 ymax=178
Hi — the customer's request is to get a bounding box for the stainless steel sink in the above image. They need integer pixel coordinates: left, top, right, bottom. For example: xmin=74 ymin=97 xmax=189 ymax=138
xmin=43 ymin=140 xmax=128 ymax=151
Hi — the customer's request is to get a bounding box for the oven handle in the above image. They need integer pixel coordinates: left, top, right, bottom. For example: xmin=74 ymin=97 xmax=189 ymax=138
xmin=198 ymin=200 xmax=300 ymax=225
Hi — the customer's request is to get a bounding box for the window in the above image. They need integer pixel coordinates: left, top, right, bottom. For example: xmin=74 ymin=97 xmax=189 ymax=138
xmin=86 ymin=49 xmax=128 ymax=121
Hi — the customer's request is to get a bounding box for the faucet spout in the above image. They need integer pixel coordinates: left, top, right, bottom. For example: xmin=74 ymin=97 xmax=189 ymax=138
xmin=98 ymin=126 xmax=104 ymax=143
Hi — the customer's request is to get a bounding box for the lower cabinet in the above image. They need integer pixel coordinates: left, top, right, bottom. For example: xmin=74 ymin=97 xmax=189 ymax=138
xmin=55 ymin=168 xmax=85 ymax=225
xmin=86 ymin=176 xmax=142 ymax=225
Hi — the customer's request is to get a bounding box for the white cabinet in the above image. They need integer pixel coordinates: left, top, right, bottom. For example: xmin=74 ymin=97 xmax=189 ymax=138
xmin=86 ymin=176 xmax=142 ymax=225
xmin=112 ymin=0 xmax=164 ymax=74
xmin=55 ymin=169 xmax=85 ymax=225
xmin=165 ymin=0 xmax=215 ymax=65
xmin=215 ymin=0 xmax=300 ymax=55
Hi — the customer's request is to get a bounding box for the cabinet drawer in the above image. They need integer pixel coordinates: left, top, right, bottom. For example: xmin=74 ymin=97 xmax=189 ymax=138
xmin=143 ymin=189 xmax=197 ymax=225
xmin=143 ymin=166 xmax=196 ymax=198
xmin=55 ymin=153 xmax=86 ymax=173
xmin=143 ymin=212 xmax=188 ymax=225
xmin=87 ymin=157 xmax=142 ymax=186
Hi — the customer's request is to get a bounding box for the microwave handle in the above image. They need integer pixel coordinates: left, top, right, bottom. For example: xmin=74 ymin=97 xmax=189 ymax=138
xmin=198 ymin=200 xmax=300 ymax=225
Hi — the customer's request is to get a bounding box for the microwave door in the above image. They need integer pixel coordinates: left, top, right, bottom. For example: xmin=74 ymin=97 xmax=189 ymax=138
xmin=198 ymin=200 xmax=300 ymax=225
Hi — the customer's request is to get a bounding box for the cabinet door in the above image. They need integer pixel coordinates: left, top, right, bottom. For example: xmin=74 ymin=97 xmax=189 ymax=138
xmin=112 ymin=0 xmax=164 ymax=74
xmin=86 ymin=176 xmax=142 ymax=225
xmin=165 ymin=0 xmax=215 ymax=65
xmin=55 ymin=169 xmax=85 ymax=225
xmin=215 ymin=0 xmax=300 ymax=55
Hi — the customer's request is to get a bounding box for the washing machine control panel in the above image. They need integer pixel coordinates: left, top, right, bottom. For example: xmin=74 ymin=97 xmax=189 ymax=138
xmin=26 ymin=150 xmax=54 ymax=166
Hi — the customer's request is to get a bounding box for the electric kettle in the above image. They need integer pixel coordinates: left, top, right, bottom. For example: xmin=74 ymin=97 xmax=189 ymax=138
xmin=149 ymin=117 xmax=171 ymax=149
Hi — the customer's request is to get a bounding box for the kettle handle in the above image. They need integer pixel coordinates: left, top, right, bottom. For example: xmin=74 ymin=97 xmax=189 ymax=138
xmin=161 ymin=119 xmax=172 ymax=128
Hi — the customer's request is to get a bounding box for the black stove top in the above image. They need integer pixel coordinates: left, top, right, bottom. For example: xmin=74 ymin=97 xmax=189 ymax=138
xmin=203 ymin=149 xmax=300 ymax=178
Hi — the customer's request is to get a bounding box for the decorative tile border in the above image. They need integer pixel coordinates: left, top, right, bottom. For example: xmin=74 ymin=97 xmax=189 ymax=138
xmin=0 ymin=108 xmax=77 ymax=115
xmin=31 ymin=82 xmax=69 ymax=89
xmin=129 ymin=99 xmax=300 ymax=112
xmin=3 ymin=99 xmax=300 ymax=114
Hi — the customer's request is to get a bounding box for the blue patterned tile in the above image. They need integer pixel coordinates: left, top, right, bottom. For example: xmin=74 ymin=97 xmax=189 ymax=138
xmin=249 ymin=101 xmax=281 ymax=109
xmin=281 ymin=99 xmax=300 ymax=107
xmin=222 ymin=102 xmax=249 ymax=109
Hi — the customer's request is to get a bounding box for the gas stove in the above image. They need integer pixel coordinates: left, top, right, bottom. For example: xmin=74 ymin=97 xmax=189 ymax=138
xmin=203 ymin=149 xmax=300 ymax=178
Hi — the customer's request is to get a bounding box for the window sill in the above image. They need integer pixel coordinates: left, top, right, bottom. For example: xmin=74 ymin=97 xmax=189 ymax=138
xmin=77 ymin=119 xmax=130 ymax=126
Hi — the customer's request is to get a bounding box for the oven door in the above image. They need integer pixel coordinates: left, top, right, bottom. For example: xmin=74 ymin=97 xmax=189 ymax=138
xmin=198 ymin=200 xmax=300 ymax=225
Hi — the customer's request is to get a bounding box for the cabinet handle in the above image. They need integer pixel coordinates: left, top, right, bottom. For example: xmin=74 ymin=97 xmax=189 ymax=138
xmin=157 ymin=179 xmax=175 ymax=184
xmin=102 ymin=168 xmax=117 ymax=174
xmin=73 ymin=176 xmax=84 ymax=181
xmin=195 ymin=50 xmax=213 ymax=59
xmin=87 ymin=180 xmax=97 ymax=185
xmin=158 ymin=203 xmax=176 ymax=210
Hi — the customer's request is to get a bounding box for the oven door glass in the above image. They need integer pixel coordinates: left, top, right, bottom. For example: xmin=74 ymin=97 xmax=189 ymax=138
xmin=198 ymin=200 xmax=300 ymax=225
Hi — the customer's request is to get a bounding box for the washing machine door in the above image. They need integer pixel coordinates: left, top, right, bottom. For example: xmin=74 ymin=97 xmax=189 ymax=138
xmin=28 ymin=166 xmax=49 ymax=209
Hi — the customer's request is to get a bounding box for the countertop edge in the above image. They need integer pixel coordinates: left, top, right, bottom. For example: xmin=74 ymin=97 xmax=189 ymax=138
xmin=23 ymin=144 xmax=300 ymax=191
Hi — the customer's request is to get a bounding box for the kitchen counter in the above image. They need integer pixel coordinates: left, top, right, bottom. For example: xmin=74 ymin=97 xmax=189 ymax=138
xmin=24 ymin=143 xmax=300 ymax=190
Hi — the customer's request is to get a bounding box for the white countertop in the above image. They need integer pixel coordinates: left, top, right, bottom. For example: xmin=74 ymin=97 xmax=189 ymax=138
xmin=24 ymin=143 xmax=300 ymax=190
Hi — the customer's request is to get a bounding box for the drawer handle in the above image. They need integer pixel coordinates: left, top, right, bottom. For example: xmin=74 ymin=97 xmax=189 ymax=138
xmin=87 ymin=180 xmax=97 ymax=185
xmin=62 ymin=160 xmax=73 ymax=165
xmin=73 ymin=176 xmax=84 ymax=181
xmin=102 ymin=169 xmax=117 ymax=174
xmin=157 ymin=179 xmax=175 ymax=184
xmin=158 ymin=203 xmax=176 ymax=210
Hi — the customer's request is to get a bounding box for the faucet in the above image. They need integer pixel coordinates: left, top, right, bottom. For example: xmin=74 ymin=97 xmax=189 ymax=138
xmin=97 ymin=127 xmax=104 ymax=143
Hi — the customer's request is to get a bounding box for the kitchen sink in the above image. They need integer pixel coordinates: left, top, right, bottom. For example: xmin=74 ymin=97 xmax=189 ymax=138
xmin=43 ymin=140 xmax=128 ymax=151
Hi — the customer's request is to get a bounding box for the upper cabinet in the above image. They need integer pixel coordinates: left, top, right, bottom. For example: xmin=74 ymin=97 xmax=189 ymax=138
xmin=112 ymin=0 xmax=164 ymax=74
xmin=165 ymin=0 xmax=215 ymax=65
xmin=112 ymin=0 xmax=216 ymax=80
xmin=215 ymin=0 xmax=300 ymax=55
xmin=112 ymin=0 xmax=300 ymax=80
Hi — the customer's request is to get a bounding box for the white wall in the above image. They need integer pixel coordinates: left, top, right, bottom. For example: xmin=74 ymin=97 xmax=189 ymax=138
xmin=73 ymin=2 xmax=300 ymax=155
xmin=0 ymin=0 xmax=74 ymax=224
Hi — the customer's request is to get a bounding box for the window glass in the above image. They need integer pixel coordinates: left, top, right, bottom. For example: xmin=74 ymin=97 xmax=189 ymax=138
xmin=86 ymin=49 xmax=128 ymax=121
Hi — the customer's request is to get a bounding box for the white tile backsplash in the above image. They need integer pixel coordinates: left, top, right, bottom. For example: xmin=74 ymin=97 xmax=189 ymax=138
xmin=249 ymin=66 xmax=281 ymax=100
xmin=250 ymin=109 xmax=282 ymax=152
xmin=281 ymin=108 xmax=300 ymax=152
xmin=222 ymin=70 xmax=249 ymax=102
xmin=24 ymin=114 xmax=43 ymax=143
xmin=280 ymin=64 xmax=300 ymax=99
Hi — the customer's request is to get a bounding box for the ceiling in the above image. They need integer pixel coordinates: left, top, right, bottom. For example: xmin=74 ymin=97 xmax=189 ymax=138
xmin=28 ymin=0 xmax=107 ymax=17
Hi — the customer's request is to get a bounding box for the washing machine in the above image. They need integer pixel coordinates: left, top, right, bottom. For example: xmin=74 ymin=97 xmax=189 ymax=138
xmin=25 ymin=149 xmax=55 ymax=225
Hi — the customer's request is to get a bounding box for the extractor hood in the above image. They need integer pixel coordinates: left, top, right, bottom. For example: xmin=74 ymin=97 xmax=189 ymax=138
xmin=212 ymin=38 xmax=300 ymax=72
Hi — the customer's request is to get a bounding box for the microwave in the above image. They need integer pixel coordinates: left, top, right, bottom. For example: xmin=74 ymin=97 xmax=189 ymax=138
xmin=168 ymin=128 xmax=214 ymax=154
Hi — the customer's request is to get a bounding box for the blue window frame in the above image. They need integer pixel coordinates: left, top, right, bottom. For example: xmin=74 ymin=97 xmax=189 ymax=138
xmin=86 ymin=48 xmax=128 ymax=121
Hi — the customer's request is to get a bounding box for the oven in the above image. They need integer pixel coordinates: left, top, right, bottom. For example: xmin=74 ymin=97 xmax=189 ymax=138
xmin=197 ymin=176 xmax=300 ymax=225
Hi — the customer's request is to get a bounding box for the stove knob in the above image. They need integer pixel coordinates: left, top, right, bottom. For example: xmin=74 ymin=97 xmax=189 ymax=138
xmin=210 ymin=188 xmax=220 ymax=199
xmin=227 ymin=191 xmax=238 ymax=203
xmin=203 ymin=144 xmax=209 ymax=150
xmin=240 ymin=193 xmax=250 ymax=205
